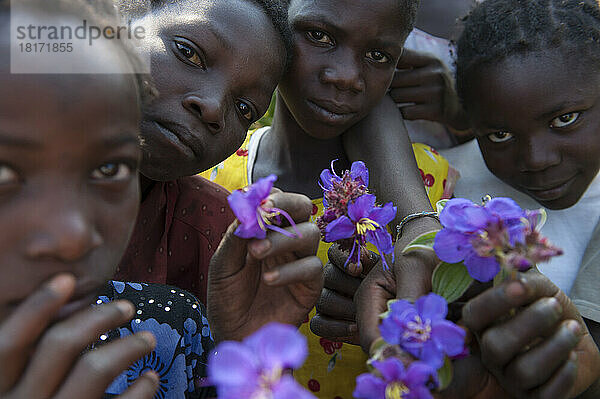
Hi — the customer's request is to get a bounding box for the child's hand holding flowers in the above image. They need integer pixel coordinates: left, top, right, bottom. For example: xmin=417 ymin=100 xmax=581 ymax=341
xmin=207 ymin=177 xmax=323 ymax=342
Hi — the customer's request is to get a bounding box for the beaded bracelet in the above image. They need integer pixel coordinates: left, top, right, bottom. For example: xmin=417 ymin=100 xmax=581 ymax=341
xmin=395 ymin=211 xmax=440 ymax=242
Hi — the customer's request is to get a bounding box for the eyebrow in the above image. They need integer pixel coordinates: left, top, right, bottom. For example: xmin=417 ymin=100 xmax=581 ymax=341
xmin=0 ymin=133 xmax=42 ymax=148
xmin=99 ymin=134 xmax=141 ymax=149
xmin=292 ymin=13 xmax=402 ymax=52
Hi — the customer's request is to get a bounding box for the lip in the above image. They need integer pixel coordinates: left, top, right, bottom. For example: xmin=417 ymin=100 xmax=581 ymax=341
xmin=154 ymin=121 xmax=202 ymax=158
xmin=56 ymin=279 xmax=105 ymax=320
xmin=306 ymin=99 xmax=357 ymax=125
xmin=522 ymin=174 xmax=578 ymax=201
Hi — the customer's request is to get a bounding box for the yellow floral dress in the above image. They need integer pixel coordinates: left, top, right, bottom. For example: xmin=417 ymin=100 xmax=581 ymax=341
xmin=200 ymin=128 xmax=455 ymax=399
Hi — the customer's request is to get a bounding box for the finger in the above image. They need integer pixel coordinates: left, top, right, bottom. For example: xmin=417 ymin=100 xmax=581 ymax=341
xmin=262 ymin=256 xmax=323 ymax=289
xmin=479 ymin=297 xmax=563 ymax=368
xmin=266 ymin=191 xmax=313 ymax=224
xmin=390 ymin=85 xmax=442 ymax=105
xmin=355 ymin=263 xmax=396 ymax=353
xmin=310 ymin=313 xmax=358 ymax=344
xmin=323 ymin=263 xmax=361 ymax=297
xmin=116 ymin=371 xmax=160 ymax=399
xmin=316 ymin=288 xmax=356 ymax=321
xmin=462 ymin=280 xmax=538 ymax=333
xmin=391 ymin=65 xmax=442 ymax=88
xmin=396 ymin=48 xmax=438 ymax=69
xmin=17 ymin=300 xmax=136 ymax=397
xmin=505 ymin=319 xmax=581 ymax=390
xmin=529 ymin=351 xmax=577 ymax=399
xmin=399 ymin=103 xmax=441 ymax=121
xmin=209 ymin=221 xmax=249 ymax=279
xmin=0 ymin=274 xmax=75 ymax=392
xmin=249 ymin=221 xmax=320 ymax=259
xmin=53 ymin=331 xmax=156 ymax=399
xmin=327 ymin=244 xmax=379 ymax=276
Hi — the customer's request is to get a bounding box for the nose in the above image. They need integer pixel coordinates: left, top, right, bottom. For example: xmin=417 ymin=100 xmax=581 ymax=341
xmin=182 ymin=94 xmax=225 ymax=134
xmin=26 ymin=207 xmax=103 ymax=263
xmin=518 ymin=134 xmax=561 ymax=172
xmin=319 ymin=50 xmax=365 ymax=93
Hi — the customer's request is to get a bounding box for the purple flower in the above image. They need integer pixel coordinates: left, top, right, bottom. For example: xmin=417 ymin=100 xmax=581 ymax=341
xmin=228 ymin=175 xmax=300 ymax=240
xmin=433 ymin=198 xmax=562 ymax=282
xmin=319 ymin=160 xmax=369 ymax=212
xmin=379 ymin=293 xmax=466 ymax=370
xmin=353 ymin=358 xmax=437 ymax=399
xmin=324 ymin=194 xmax=396 ymax=269
xmin=433 ymin=198 xmax=526 ymax=282
xmin=209 ymin=323 xmax=315 ymax=399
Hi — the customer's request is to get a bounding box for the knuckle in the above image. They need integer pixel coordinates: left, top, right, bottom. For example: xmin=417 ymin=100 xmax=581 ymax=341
xmin=480 ymin=330 xmax=507 ymax=365
xmin=77 ymin=350 xmax=115 ymax=380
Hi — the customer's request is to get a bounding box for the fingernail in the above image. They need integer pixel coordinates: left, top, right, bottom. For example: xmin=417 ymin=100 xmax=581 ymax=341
xmin=263 ymin=270 xmax=279 ymax=283
xmin=250 ymin=239 xmax=271 ymax=256
xmin=114 ymin=300 xmax=135 ymax=318
xmin=349 ymin=324 xmax=358 ymax=334
xmin=142 ymin=370 xmax=159 ymax=384
xmin=569 ymin=350 xmax=578 ymax=363
xmin=137 ymin=331 xmax=156 ymax=348
xmin=567 ymin=320 xmax=581 ymax=335
xmin=505 ymin=281 xmax=526 ymax=298
xmin=47 ymin=274 xmax=75 ymax=296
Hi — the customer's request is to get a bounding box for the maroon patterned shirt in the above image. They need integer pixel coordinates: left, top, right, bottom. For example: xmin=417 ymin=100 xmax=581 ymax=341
xmin=115 ymin=176 xmax=235 ymax=303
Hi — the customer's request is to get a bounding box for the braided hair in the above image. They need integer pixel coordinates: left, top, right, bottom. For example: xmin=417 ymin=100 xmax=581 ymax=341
xmin=456 ymin=0 xmax=600 ymax=101
xmin=117 ymin=0 xmax=293 ymax=67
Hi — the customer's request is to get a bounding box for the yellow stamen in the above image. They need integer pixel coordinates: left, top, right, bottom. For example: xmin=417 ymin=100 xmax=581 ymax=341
xmin=385 ymin=382 xmax=410 ymax=399
xmin=356 ymin=218 xmax=380 ymax=236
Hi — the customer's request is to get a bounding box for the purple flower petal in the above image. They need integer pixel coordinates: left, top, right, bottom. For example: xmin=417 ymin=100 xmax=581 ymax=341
xmin=228 ymin=190 xmax=258 ymax=224
xmin=353 ymin=373 xmax=387 ymax=399
xmin=439 ymin=199 xmax=489 ymax=232
xmin=416 ymin=293 xmax=447 ymax=321
xmin=244 ymin=323 xmax=307 ymax=370
xmin=368 ymin=202 xmax=397 ymax=226
xmin=419 ymin=339 xmax=445 ymax=369
xmin=404 ymin=361 xmax=438 ymax=388
xmin=319 ymin=169 xmax=338 ymax=191
xmin=372 ymin=358 xmax=406 ymax=382
xmin=366 ymin=228 xmax=394 ymax=255
xmin=248 ymin=174 xmax=277 ymax=202
xmin=208 ymin=342 xmax=259 ymax=387
xmin=350 ymin=160 xmax=369 ymax=186
xmin=431 ymin=319 xmax=467 ymax=357
xmin=272 ymin=375 xmax=315 ymax=399
xmin=324 ymin=216 xmax=356 ymax=242
xmin=433 ymin=229 xmax=472 ymax=263
xmin=464 ymin=252 xmax=500 ymax=282
xmin=485 ymin=197 xmax=524 ymax=220
xmin=234 ymin=220 xmax=266 ymax=239
xmin=347 ymin=194 xmax=376 ymax=222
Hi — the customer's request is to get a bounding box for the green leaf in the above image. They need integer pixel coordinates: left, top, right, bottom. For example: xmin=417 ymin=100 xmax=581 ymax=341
xmin=432 ymin=261 xmax=474 ymax=303
xmin=436 ymin=199 xmax=450 ymax=214
xmin=437 ymin=356 xmax=453 ymax=391
xmin=493 ymin=266 xmax=510 ymax=287
xmin=401 ymin=230 xmax=439 ymax=255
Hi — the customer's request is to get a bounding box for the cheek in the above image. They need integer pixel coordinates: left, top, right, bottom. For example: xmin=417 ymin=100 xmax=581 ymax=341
xmin=479 ymin=143 xmax=519 ymax=179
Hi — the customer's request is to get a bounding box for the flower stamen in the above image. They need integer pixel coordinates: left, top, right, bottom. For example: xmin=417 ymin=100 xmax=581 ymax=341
xmin=385 ymin=382 xmax=410 ymax=399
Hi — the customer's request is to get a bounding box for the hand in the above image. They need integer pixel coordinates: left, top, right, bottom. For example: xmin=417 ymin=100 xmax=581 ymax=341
xmin=390 ymin=48 xmax=469 ymax=132
xmin=207 ymin=190 xmax=323 ymax=342
xmin=461 ymin=269 xmax=600 ymax=399
xmin=310 ymin=245 xmax=380 ymax=345
xmin=0 ymin=274 xmax=159 ymax=399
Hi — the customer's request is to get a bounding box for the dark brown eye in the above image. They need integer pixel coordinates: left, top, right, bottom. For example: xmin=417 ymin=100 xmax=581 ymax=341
xmin=236 ymin=100 xmax=253 ymax=121
xmin=550 ymin=112 xmax=580 ymax=128
xmin=487 ymin=131 xmax=513 ymax=143
xmin=91 ymin=163 xmax=133 ymax=180
xmin=366 ymin=50 xmax=389 ymax=63
xmin=174 ymin=39 xmax=205 ymax=69
xmin=307 ymin=30 xmax=334 ymax=45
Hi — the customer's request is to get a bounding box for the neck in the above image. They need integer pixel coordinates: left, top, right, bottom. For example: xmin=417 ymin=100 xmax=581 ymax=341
xmin=257 ymin=94 xmax=349 ymax=197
